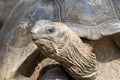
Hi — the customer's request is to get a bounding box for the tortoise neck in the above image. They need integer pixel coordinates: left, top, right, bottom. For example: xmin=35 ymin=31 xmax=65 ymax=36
xmin=54 ymin=32 xmax=97 ymax=79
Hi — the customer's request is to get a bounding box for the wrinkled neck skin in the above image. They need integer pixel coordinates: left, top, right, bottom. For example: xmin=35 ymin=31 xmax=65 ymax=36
xmin=46 ymin=31 xmax=97 ymax=80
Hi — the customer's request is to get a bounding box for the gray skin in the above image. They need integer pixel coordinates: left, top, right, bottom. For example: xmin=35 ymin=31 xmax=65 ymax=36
xmin=0 ymin=0 xmax=120 ymax=80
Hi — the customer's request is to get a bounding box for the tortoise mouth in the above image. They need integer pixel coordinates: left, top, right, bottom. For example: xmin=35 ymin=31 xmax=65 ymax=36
xmin=32 ymin=37 xmax=56 ymax=51
xmin=33 ymin=37 xmax=55 ymax=43
xmin=33 ymin=37 xmax=65 ymax=53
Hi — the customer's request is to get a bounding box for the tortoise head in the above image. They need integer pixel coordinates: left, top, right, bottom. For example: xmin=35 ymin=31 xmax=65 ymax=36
xmin=31 ymin=20 xmax=69 ymax=54
xmin=31 ymin=20 xmax=97 ymax=79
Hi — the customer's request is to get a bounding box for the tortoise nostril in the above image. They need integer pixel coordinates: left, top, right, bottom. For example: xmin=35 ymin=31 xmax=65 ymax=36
xmin=31 ymin=31 xmax=38 ymax=41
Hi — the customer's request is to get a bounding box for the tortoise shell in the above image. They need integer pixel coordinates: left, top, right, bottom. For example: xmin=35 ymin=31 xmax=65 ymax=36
xmin=1 ymin=0 xmax=120 ymax=42
xmin=62 ymin=0 xmax=120 ymax=40
xmin=0 ymin=0 xmax=120 ymax=79
xmin=0 ymin=0 xmax=19 ymax=24
xmin=26 ymin=0 xmax=120 ymax=40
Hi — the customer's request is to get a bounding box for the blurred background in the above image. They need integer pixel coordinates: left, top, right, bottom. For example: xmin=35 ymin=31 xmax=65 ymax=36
xmin=0 ymin=0 xmax=19 ymax=28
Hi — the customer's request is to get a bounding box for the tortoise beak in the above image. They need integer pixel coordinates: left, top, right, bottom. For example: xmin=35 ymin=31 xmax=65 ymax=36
xmin=31 ymin=31 xmax=37 ymax=41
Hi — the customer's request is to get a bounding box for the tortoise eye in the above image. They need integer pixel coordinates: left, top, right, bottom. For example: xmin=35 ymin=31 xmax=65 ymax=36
xmin=46 ymin=27 xmax=55 ymax=34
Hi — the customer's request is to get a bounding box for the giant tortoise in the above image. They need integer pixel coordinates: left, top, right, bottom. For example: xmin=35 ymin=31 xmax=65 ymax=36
xmin=30 ymin=0 xmax=120 ymax=80
xmin=0 ymin=0 xmax=120 ymax=80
